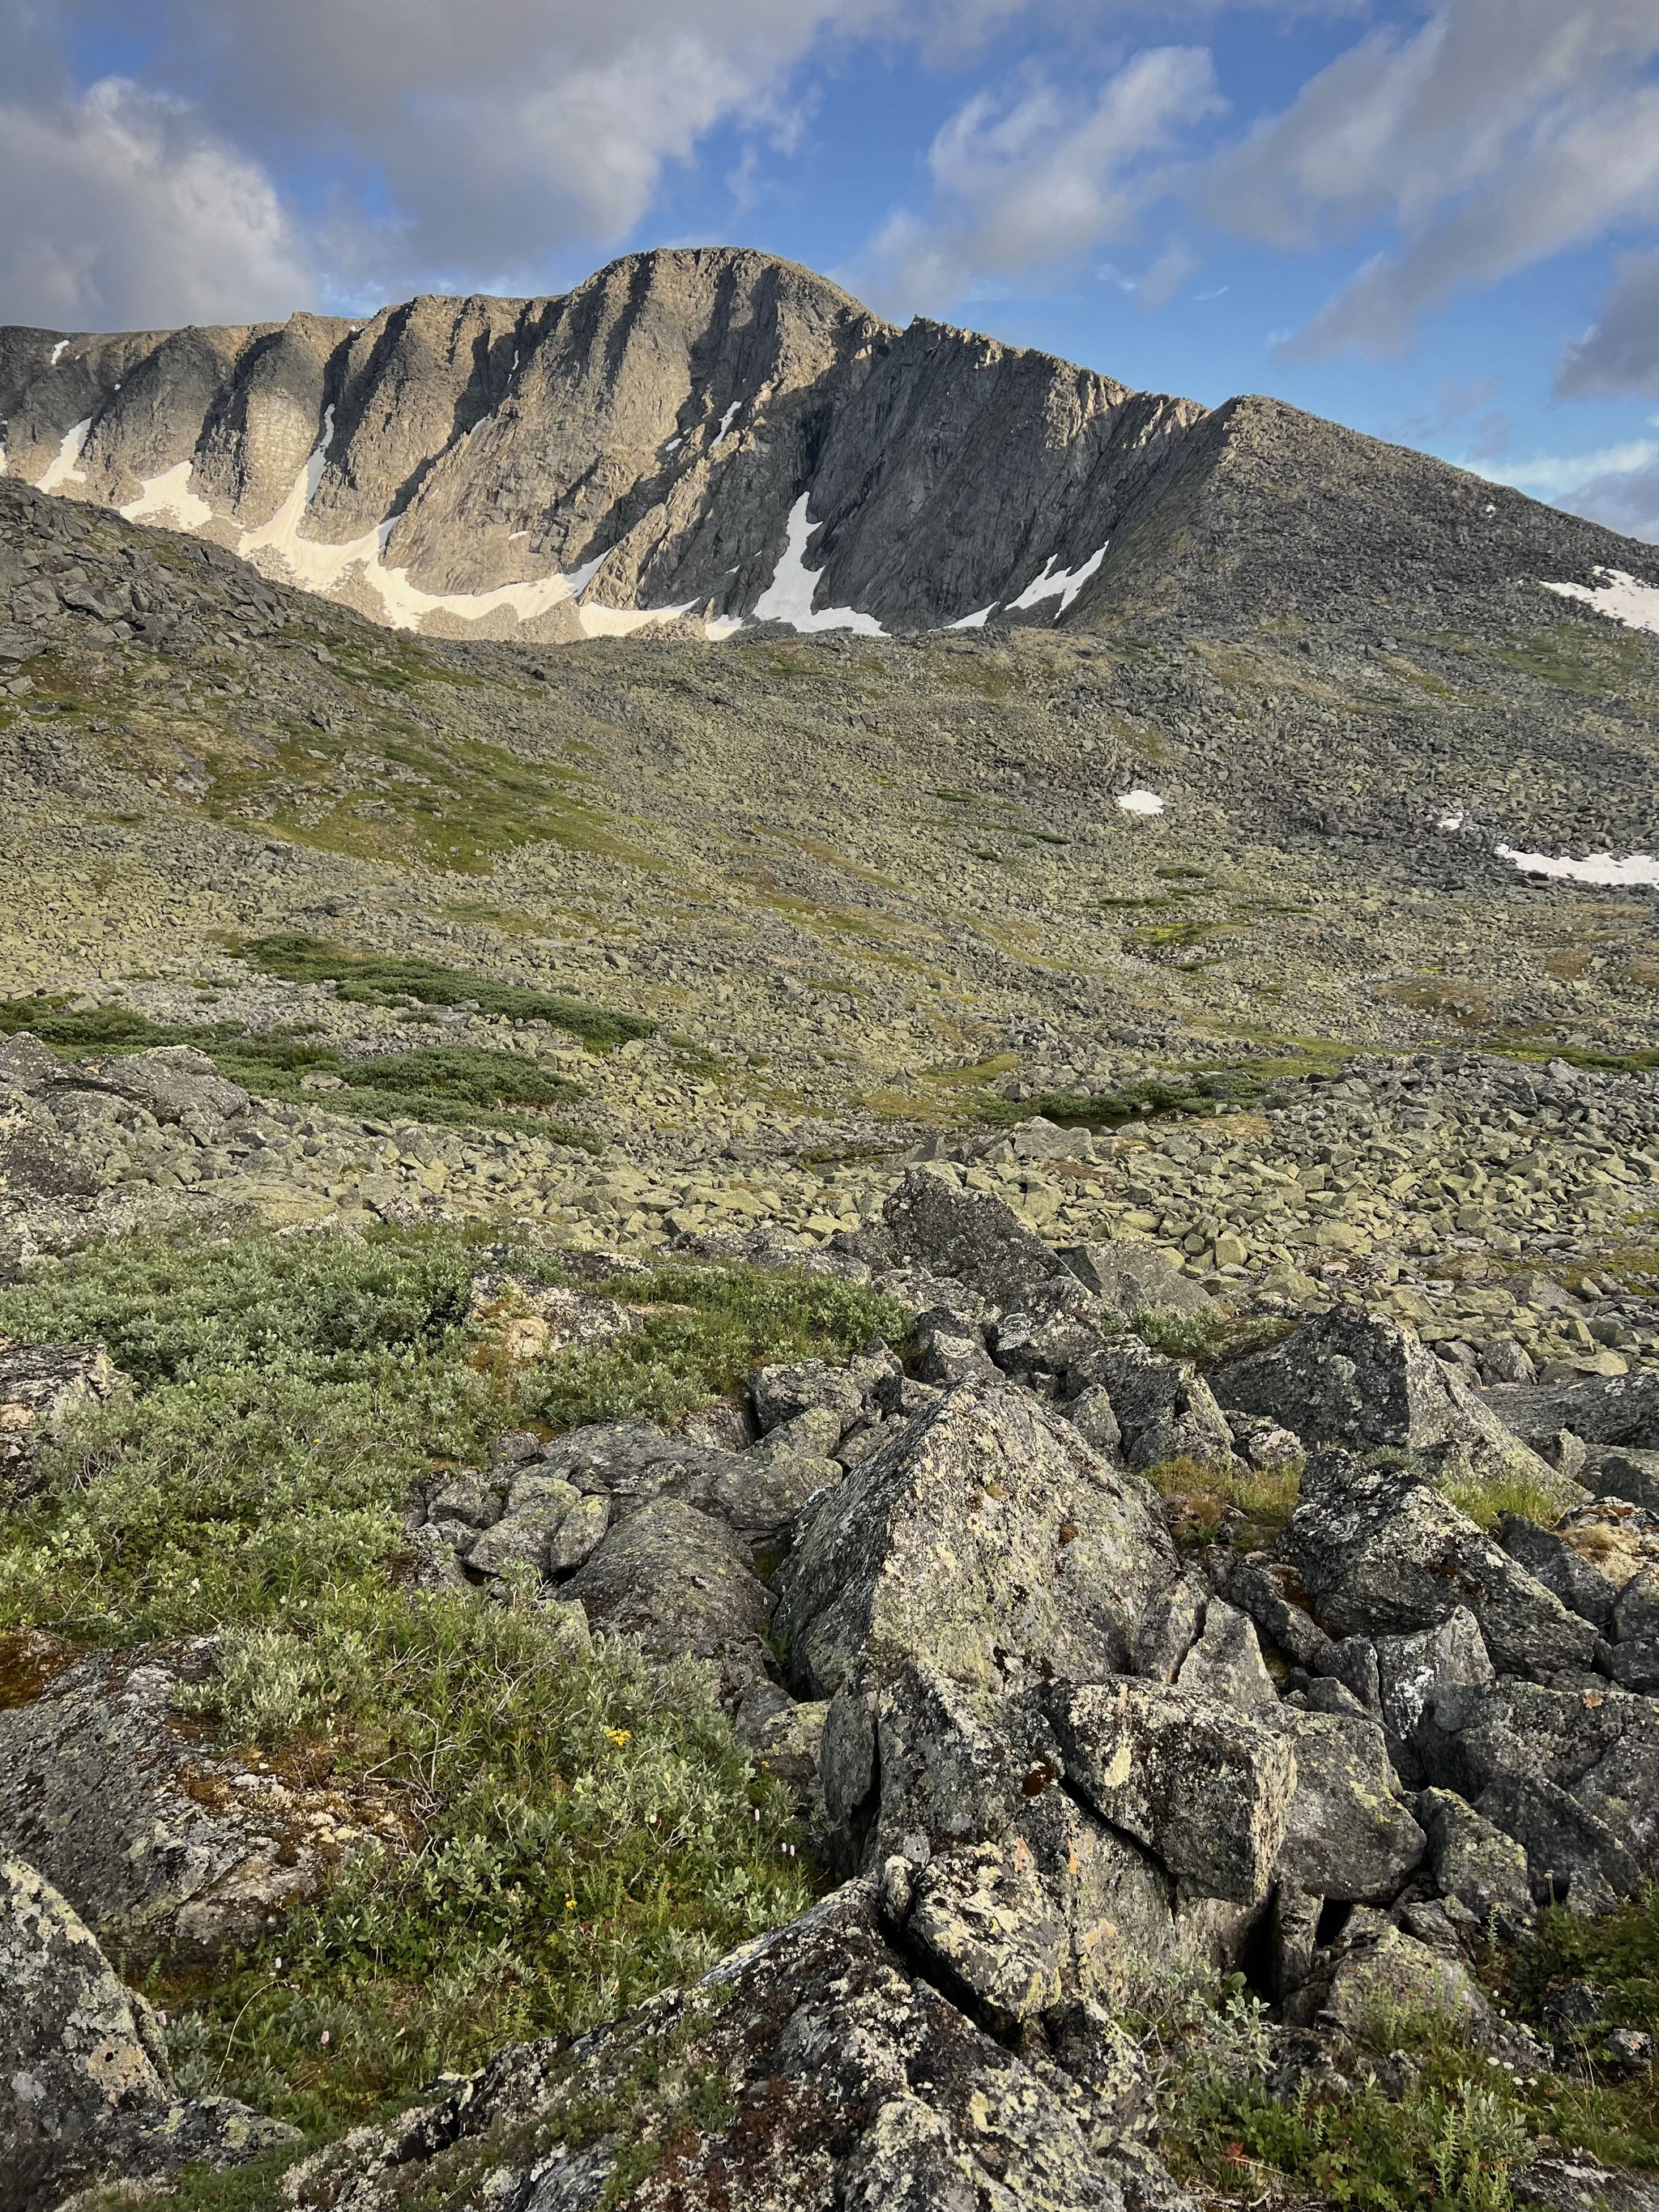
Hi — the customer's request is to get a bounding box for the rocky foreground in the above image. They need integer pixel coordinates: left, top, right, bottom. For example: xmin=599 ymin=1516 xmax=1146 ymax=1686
xmin=5 ymin=1108 xmax=1659 ymax=2211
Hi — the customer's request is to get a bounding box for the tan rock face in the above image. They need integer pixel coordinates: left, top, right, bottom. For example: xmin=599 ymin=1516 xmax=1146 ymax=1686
xmin=0 ymin=245 xmax=1201 ymax=641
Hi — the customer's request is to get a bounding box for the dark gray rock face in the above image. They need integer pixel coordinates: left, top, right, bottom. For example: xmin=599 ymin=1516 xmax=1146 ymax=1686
xmin=1417 ymin=1680 xmax=1659 ymax=1912
xmin=1499 ymin=1512 xmax=1618 ymax=1634
xmin=284 ymin=1881 xmax=1182 ymax=2212
xmin=1482 ymin=1372 xmax=1659 ymax=1453
xmin=1068 ymin=1340 xmax=1235 ymax=1473
xmin=774 ymin=1377 xmax=1179 ymax=1699
xmin=881 ymin=1167 xmax=1071 ymax=1312
xmin=1418 ymin=1787 xmax=1533 ymax=1935
xmin=1 ymin=1854 xmax=296 ymax=2212
xmin=561 ymin=1499 xmax=775 ymax=1700
xmin=0 ymin=1643 xmax=410 ymax=1965
xmin=1217 ymin=1306 xmax=1556 ymax=1494
xmin=1044 ymin=1680 xmax=1295 ymax=1905
xmin=1276 ymin=1450 xmax=1599 ymax=1680
xmin=1059 ymin=1242 xmax=1213 ymax=1319
xmin=1262 ymin=1707 xmax=1426 ymax=1903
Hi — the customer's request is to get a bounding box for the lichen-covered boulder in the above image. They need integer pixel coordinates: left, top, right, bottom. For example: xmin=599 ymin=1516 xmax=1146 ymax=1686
xmin=285 ymin=1881 xmax=1181 ymax=2212
xmin=79 ymin=1045 xmax=250 ymax=1129
xmin=0 ymin=1341 xmax=126 ymax=1494
xmin=1219 ymin=1306 xmax=1560 ymax=1494
xmin=775 ymin=1378 xmax=1179 ymax=1700
xmin=881 ymin=1166 xmax=1071 ymax=1311
xmin=562 ymin=1499 xmax=775 ymax=1699
xmin=1417 ymin=1679 xmax=1659 ymax=1914
xmin=1043 ymin=1679 xmax=1297 ymax=1905
xmin=1263 ymin=1707 xmax=1426 ymax=1903
xmin=0 ymin=1642 xmax=410 ymax=1965
xmin=1418 ymin=1787 xmax=1533 ymax=1935
xmin=1276 ymin=1450 xmax=1598 ymax=1680
xmin=2 ymin=1855 xmax=296 ymax=2212
xmin=1068 ymin=1339 xmax=1235 ymax=1475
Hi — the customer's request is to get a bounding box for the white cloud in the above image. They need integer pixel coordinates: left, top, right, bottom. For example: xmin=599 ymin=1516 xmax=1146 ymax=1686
xmin=854 ymin=46 xmax=1222 ymax=315
xmin=1478 ymin=437 xmax=1659 ymax=501
xmin=1202 ymin=0 xmax=1659 ymax=360
xmin=0 ymin=75 xmax=311 ymax=329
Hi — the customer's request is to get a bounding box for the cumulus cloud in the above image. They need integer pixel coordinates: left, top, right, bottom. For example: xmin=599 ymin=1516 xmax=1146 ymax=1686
xmin=0 ymin=75 xmax=311 ymax=329
xmin=1202 ymin=0 xmax=1659 ymax=360
xmin=1559 ymin=249 xmax=1659 ymax=399
xmin=854 ymin=46 xmax=1222 ymax=314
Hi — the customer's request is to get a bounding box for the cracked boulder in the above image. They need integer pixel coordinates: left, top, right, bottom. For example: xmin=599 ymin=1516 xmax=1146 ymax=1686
xmin=1059 ymin=1239 xmax=1214 ymax=1319
xmin=284 ymin=1879 xmax=1184 ymax=2212
xmin=1043 ymin=1679 xmax=1296 ymax=1905
xmin=1275 ymin=1449 xmax=1599 ymax=1680
xmin=73 ymin=1045 xmax=251 ymax=1132
xmin=774 ymin=1377 xmax=1179 ymax=1700
xmin=1066 ymin=1340 xmax=1235 ymax=1474
xmin=2 ymin=1854 xmax=296 ymax=2212
xmin=1262 ymin=1706 xmax=1426 ymax=1903
xmin=0 ymin=1641 xmax=411 ymax=1966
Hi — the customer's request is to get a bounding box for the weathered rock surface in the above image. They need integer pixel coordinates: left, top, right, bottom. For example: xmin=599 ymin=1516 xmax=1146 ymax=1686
xmin=562 ymin=1499 xmax=775 ymax=1700
xmin=0 ymin=1340 xmax=126 ymax=1493
xmin=881 ymin=1167 xmax=1072 ymax=1312
xmin=1044 ymin=1680 xmax=1296 ymax=1904
xmin=0 ymin=1642 xmax=409 ymax=1965
xmin=1 ymin=1855 xmax=296 ymax=2212
xmin=1276 ymin=1449 xmax=1599 ymax=1679
xmin=775 ymin=1377 xmax=1179 ymax=1699
xmin=1417 ymin=1679 xmax=1659 ymax=1912
xmin=285 ymin=1880 xmax=1183 ymax=2212
xmin=1218 ymin=1305 xmax=1559 ymax=1494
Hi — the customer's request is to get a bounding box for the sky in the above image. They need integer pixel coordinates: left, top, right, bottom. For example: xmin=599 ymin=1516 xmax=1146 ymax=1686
xmin=4 ymin=1 xmax=1659 ymax=539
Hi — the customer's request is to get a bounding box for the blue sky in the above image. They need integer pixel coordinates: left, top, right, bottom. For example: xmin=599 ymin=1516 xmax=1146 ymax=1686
xmin=5 ymin=1 xmax=1659 ymax=536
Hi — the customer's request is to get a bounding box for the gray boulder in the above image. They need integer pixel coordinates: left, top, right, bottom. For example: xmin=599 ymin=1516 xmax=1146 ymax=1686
xmin=775 ymin=1377 xmax=1179 ymax=1700
xmin=1043 ymin=1679 xmax=1297 ymax=1905
xmin=1276 ymin=1450 xmax=1599 ymax=1680
xmin=1060 ymin=1240 xmax=1213 ymax=1319
xmin=1418 ymin=1787 xmax=1533 ymax=1936
xmin=0 ymin=1642 xmax=409 ymax=1964
xmin=882 ymin=1166 xmax=1070 ymax=1311
xmin=1210 ymin=1551 xmax=1334 ymax=1670
xmin=899 ymin=1840 xmax=1068 ymax=2035
xmin=1583 ymin=1445 xmax=1659 ymax=1510
xmin=1265 ymin=1707 xmax=1427 ymax=1903
xmin=561 ymin=1499 xmax=774 ymax=1700
xmin=1417 ymin=1678 xmax=1659 ymax=1911
xmin=285 ymin=1880 xmax=1175 ymax=2212
xmin=1499 ymin=1512 xmax=1618 ymax=1634
xmin=1068 ymin=1340 xmax=1235 ymax=1473
xmin=992 ymin=1276 xmax=1111 ymax=1395
xmin=0 ymin=1341 xmax=126 ymax=1494
xmin=78 ymin=1045 xmax=250 ymax=1129
xmin=2 ymin=1854 xmax=296 ymax=2212
xmin=1373 ymin=1607 xmax=1495 ymax=1779
xmin=1218 ymin=1306 xmax=1559 ymax=1492
xmin=1481 ymin=1371 xmax=1659 ymax=1453
xmin=1174 ymin=1600 xmax=1278 ymax=1707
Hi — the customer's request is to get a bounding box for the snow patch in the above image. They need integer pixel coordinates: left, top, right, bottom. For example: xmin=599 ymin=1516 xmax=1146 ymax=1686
xmin=1117 ymin=790 xmax=1166 ymax=816
xmin=1005 ymin=541 xmax=1109 ymax=617
xmin=1438 ymin=810 xmax=1469 ymax=832
xmin=49 ymin=340 xmax=68 ymax=367
xmin=119 ymin=461 xmax=213 ymax=530
xmin=36 ymin=419 xmax=91 ymax=492
xmin=1542 ymin=569 xmax=1659 ymax=637
xmin=1495 ymin=845 xmax=1659 ymax=888
xmin=662 ymin=436 xmax=682 ymax=454
xmin=564 ymin=550 xmax=610 ymax=597
xmin=948 ymin=605 xmax=994 ymax=630
xmin=750 ymin=495 xmax=885 ymax=637
xmin=714 ymin=401 xmax=741 ymax=441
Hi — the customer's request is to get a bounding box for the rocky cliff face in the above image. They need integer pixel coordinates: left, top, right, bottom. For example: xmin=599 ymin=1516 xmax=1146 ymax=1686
xmin=6 ymin=246 xmax=1651 ymax=646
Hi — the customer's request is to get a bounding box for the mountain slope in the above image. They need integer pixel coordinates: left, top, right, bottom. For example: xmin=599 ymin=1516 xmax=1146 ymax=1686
xmin=2 ymin=246 xmax=1657 ymax=647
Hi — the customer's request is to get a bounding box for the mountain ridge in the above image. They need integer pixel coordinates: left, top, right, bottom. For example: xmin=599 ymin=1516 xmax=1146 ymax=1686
xmin=1 ymin=244 xmax=1656 ymax=647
